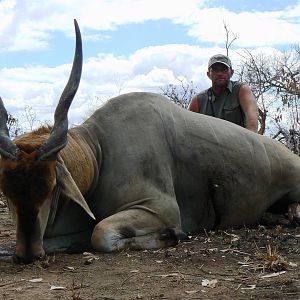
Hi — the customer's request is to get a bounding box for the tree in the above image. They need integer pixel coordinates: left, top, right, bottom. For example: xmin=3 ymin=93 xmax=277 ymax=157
xmin=6 ymin=113 xmax=23 ymax=138
xmin=272 ymin=128 xmax=300 ymax=156
xmin=23 ymin=105 xmax=37 ymax=131
xmin=160 ymin=78 xmax=197 ymax=109
xmin=237 ymin=50 xmax=275 ymax=135
xmin=237 ymin=45 xmax=300 ymax=154
xmin=223 ymin=21 xmax=238 ymax=57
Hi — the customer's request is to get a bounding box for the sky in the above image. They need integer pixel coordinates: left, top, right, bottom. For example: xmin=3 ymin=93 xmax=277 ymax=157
xmin=1 ymin=0 xmax=300 ymax=130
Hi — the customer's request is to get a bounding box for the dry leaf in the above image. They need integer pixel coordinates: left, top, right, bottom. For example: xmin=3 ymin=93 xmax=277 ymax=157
xmin=185 ymin=290 xmax=199 ymax=294
xmin=50 ymin=285 xmax=66 ymax=290
xmin=201 ymin=279 xmax=218 ymax=288
xmin=83 ymin=252 xmax=99 ymax=265
xmin=237 ymin=262 xmax=251 ymax=266
xmin=223 ymin=232 xmax=240 ymax=242
xmin=156 ymin=273 xmax=181 ymax=278
xmin=130 ymin=270 xmax=139 ymax=273
xmin=260 ymin=271 xmax=286 ymax=278
xmin=241 ymin=285 xmax=256 ymax=290
xmin=208 ymin=248 xmax=218 ymax=253
xmin=29 ymin=278 xmax=43 ymax=283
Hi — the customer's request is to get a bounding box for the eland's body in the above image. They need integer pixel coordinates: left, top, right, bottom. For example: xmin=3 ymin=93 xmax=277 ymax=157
xmin=0 ymin=21 xmax=299 ymax=263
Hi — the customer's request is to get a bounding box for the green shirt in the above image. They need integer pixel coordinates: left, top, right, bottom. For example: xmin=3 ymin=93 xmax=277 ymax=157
xmin=197 ymin=80 xmax=245 ymax=127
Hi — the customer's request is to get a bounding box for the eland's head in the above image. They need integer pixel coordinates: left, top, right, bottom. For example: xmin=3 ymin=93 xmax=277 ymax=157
xmin=0 ymin=20 xmax=82 ymax=263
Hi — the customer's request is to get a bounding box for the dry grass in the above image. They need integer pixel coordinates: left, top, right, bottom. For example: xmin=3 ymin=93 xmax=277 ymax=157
xmin=255 ymin=244 xmax=288 ymax=272
xmin=70 ymin=279 xmax=83 ymax=300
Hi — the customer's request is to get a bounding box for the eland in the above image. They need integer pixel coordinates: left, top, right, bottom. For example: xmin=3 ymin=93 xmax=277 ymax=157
xmin=0 ymin=20 xmax=299 ymax=263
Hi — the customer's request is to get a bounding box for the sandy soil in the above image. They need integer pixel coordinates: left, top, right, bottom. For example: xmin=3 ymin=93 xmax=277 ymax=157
xmin=0 ymin=200 xmax=299 ymax=300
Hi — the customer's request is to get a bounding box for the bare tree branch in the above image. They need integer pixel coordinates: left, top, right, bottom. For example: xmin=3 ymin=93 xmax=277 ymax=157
xmin=160 ymin=78 xmax=197 ymax=109
xmin=223 ymin=21 xmax=238 ymax=56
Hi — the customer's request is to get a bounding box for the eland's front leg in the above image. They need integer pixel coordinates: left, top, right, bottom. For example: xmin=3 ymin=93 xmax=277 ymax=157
xmin=91 ymin=208 xmax=186 ymax=252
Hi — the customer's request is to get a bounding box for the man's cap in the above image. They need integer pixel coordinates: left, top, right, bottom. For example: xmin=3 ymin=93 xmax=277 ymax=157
xmin=208 ymin=54 xmax=232 ymax=69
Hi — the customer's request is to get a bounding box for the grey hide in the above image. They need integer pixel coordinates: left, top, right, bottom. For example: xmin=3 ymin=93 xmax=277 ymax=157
xmin=43 ymin=92 xmax=300 ymax=252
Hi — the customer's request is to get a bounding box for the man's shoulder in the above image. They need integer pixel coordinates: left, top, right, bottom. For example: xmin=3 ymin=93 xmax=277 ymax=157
xmin=231 ymin=80 xmax=246 ymax=88
xmin=197 ymin=88 xmax=210 ymax=97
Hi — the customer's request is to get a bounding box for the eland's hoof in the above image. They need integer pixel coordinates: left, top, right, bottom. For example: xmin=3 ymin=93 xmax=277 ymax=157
xmin=288 ymin=203 xmax=300 ymax=227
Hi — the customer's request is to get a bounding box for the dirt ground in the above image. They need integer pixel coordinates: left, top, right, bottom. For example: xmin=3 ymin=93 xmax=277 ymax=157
xmin=0 ymin=200 xmax=299 ymax=300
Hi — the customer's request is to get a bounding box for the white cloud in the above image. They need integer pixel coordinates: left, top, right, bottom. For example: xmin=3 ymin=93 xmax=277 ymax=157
xmin=0 ymin=43 xmax=206 ymax=127
xmin=187 ymin=5 xmax=300 ymax=47
xmin=2 ymin=0 xmax=300 ymax=52
xmin=1 ymin=0 xmax=299 ymax=131
xmin=1 ymin=42 xmax=281 ymax=129
xmin=0 ymin=0 xmax=206 ymax=52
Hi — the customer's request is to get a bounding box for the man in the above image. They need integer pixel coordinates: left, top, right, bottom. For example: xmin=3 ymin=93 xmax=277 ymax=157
xmin=188 ymin=54 xmax=258 ymax=133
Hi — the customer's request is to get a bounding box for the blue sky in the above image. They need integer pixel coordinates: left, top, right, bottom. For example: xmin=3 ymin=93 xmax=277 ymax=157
xmin=1 ymin=0 xmax=300 ymax=130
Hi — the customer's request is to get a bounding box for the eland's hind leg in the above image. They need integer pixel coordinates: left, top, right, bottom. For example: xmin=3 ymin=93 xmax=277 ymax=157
xmin=286 ymin=187 xmax=300 ymax=226
xmin=288 ymin=202 xmax=300 ymax=226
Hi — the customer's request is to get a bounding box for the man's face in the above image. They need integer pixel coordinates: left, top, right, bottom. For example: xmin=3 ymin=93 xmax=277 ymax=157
xmin=207 ymin=63 xmax=234 ymax=88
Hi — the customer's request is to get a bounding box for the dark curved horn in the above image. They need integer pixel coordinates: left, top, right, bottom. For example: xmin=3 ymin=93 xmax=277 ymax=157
xmin=38 ymin=19 xmax=83 ymax=160
xmin=0 ymin=97 xmax=20 ymax=160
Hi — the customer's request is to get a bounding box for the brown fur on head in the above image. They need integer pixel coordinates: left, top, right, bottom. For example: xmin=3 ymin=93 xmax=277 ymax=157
xmin=0 ymin=132 xmax=56 ymax=213
xmin=14 ymin=126 xmax=51 ymax=146
xmin=0 ymin=20 xmax=83 ymax=263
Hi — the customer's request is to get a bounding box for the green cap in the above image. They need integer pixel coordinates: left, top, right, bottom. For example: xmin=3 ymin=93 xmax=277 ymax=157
xmin=208 ymin=54 xmax=232 ymax=69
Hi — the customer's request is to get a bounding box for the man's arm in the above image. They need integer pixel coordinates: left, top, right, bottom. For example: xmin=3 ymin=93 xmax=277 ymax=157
xmin=188 ymin=95 xmax=199 ymax=112
xmin=239 ymin=84 xmax=259 ymax=133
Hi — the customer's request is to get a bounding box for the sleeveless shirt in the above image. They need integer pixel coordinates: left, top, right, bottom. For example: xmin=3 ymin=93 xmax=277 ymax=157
xmin=196 ymin=80 xmax=245 ymax=127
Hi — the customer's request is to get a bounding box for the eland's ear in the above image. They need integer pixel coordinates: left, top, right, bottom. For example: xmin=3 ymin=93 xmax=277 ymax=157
xmin=56 ymin=157 xmax=95 ymax=220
